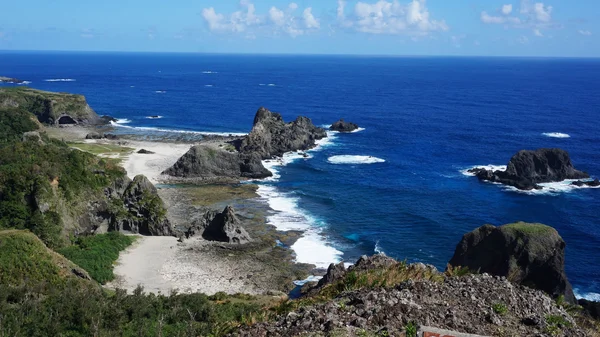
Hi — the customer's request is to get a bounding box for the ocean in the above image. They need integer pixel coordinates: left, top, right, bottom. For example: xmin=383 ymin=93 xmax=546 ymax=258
xmin=1 ymin=51 xmax=599 ymax=300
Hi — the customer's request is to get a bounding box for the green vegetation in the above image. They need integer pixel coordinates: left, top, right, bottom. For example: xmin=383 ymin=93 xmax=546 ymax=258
xmin=0 ymin=107 xmax=39 ymax=142
xmin=68 ymin=142 xmax=134 ymax=157
xmin=0 ymin=230 xmax=90 ymax=287
xmin=58 ymin=232 xmax=136 ymax=284
xmin=0 ymin=138 xmax=125 ymax=248
xmin=503 ymin=222 xmax=554 ymax=235
xmin=545 ymin=314 xmax=573 ymax=336
xmin=493 ymin=302 xmax=508 ymax=316
xmin=0 ymin=87 xmax=94 ymax=124
xmin=405 ymin=321 xmax=417 ymax=337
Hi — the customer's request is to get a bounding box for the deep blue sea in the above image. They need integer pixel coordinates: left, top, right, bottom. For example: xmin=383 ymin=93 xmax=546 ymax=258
xmin=2 ymin=52 xmax=599 ymax=300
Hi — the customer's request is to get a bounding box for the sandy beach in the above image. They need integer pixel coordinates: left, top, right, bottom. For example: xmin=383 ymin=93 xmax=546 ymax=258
xmin=119 ymin=139 xmax=192 ymax=184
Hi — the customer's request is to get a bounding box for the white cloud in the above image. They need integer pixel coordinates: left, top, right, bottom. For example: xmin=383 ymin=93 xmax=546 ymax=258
xmin=451 ymin=34 xmax=466 ymax=47
xmin=518 ymin=35 xmax=529 ymax=44
xmin=337 ymin=0 xmax=448 ymax=36
xmin=303 ymin=8 xmax=320 ymax=29
xmin=80 ymin=28 xmax=95 ymax=39
xmin=202 ymin=1 xmax=320 ymax=38
xmin=578 ymin=30 xmax=592 ymax=36
xmin=482 ymin=0 xmax=556 ymax=36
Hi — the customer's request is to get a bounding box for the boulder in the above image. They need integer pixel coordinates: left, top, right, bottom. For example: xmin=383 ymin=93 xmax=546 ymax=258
xmin=85 ymin=132 xmax=103 ymax=140
xmin=202 ymin=206 xmax=252 ymax=244
xmin=472 ymin=149 xmax=590 ymax=190
xmin=571 ymin=179 xmax=600 ymax=187
xmin=162 ymin=145 xmax=242 ymax=179
xmin=116 ymin=175 xmax=173 ymax=236
xmin=240 ymin=152 xmax=272 ymax=179
xmin=137 ymin=149 xmax=155 ymax=154
xmin=239 ymin=107 xmax=327 ymax=159
xmin=330 ymin=119 xmax=359 ymax=132
xmin=448 ymin=222 xmax=576 ymax=304
xmin=316 ymin=262 xmax=347 ymax=288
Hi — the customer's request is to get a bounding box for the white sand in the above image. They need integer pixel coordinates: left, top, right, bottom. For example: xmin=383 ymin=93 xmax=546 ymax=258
xmin=120 ymin=140 xmax=193 ymax=184
xmin=108 ymin=237 xmax=269 ymax=295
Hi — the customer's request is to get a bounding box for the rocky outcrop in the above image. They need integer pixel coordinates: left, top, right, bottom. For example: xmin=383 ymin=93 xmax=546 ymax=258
xmin=0 ymin=87 xmax=104 ymax=125
xmin=571 ymin=179 xmax=600 ymax=187
xmin=137 ymin=149 xmax=155 ymax=154
xmin=202 ymin=206 xmax=252 ymax=244
xmin=234 ymin=258 xmax=586 ymax=337
xmin=448 ymin=222 xmax=576 ymax=304
xmin=330 ymin=118 xmax=359 ymax=132
xmin=239 ymin=107 xmax=327 ymax=159
xmin=162 ymin=145 xmax=243 ymax=180
xmin=0 ymin=76 xmax=25 ymax=84
xmin=469 ymin=149 xmax=590 ymax=190
xmin=114 ymin=175 xmax=173 ymax=236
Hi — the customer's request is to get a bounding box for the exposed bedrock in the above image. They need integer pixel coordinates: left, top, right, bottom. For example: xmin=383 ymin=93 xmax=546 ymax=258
xmin=329 ymin=118 xmax=359 ymax=132
xmin=448 ymin=222 xmax=576 ymax=304
xmin=468 ymin=148 xmax=591 ymax=190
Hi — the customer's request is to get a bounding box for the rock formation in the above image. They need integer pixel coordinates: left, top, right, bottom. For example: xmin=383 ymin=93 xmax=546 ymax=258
xmin=0 ymin=76 xmax=25 ymax=84
xmin=330 ymin=118 xmax=359 ymax=132
xmin=571 ymin=179 xmax=600 ymax=187
xmin=114 ymin=175 xmax=173 ymax=236
xmin=163 ymin=107 xmax=326 ymax=182
xmin=202 ymin=205 xmax=252 ymax=244
xmin=469 ymin=148 xmax=590 ymax=190
xmin=137 ymin=149 xmax=155 ymax=154
xmin=448 ymin=222 xmax=576 ymax=304
xmin=0 ymin=87 xmax=104 ymax=125
xmin=239 ymin=107 xmax=327 ymax=159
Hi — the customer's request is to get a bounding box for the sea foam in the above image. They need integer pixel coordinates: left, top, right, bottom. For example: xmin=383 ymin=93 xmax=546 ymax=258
xmin=575 ymin=289 xmax=600 ymax=301
xmin=328 ymin=155 xmax=385 ymax=165
xmin=110 ymin=121 xmax=246 ymax=136
xmin=44 ymin=78 xmax=76 ymax=82
xmin=543 ymin=132 xmax=571 ymax=138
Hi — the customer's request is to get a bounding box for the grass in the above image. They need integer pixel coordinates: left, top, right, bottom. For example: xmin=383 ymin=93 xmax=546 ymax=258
xmin=493 ymin=302 xmax=508 ymax=316
xmin=503 ymin=222 xmax=554 ymax=235
xmin=545 ymin=314 xmax=573 ymax=336
xmin=0 ymin=230 xmax=89 ymax=287
xmin=405 ymin=322 xmax=417 ymax=337
xmin=58 ymin=232 xmax=136 ymax=284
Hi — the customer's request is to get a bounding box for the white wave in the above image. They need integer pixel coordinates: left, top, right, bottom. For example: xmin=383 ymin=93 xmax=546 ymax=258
xmin=44 ymin=78 xmax=76 ymax=82
xmin=202 ymin=71 xmax=217 ymax=74
xmin=374 ymin=241 xmax=386 ymax=255
xmin=293 ymin=275 xmax=322 ymax=286
xmin=130 ymin=85 xmax=135 ymax=88
xmin=259 ymin=83 xmax=276 ymax=87
xmin=17 ymin=81 xmax=32 ymax=85
xmin=543 ymin=132 xmax=571 ymax=138
xmin=505 ymin=179 xmax=600 ymax=196
xmin=291 ymin=230 xmax=344 ymax=269
xmin=155 ymin=90 xmax=166 ymax=94
xmin=268 ymin=84 xmax=276 ymax=86
xmin=574 ymin=290 xmax=600 ymax=301
xmin=109 ymin=121 xmax=246 ymax=136
xmin=115 ymin=118 xmax=131 ymax=124
xmin=460 ymin=165 xmax=507 ymax=177
xmin=328 ymin=155 xmax=385 ymax=165
xmin=325 ymin=126 xmax=366 ymax=134
xmin=204 ymin=84 xmax=213 ymax=87
xmin=145 ymin=116 xmax=163 ymax=119
xmin=259 ymin=84 xmax=266 ymax=86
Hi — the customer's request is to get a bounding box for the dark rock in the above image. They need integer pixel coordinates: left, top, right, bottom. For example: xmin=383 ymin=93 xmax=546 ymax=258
xmin=98 ymin=115 xmax=117 ymax=124
xmin=240 ymin=152 xmax=272 ymax=179
xmin=162 ymin=145 xmax=242 ymax=180
xmin=351 ymin=254 xmax=398 ymax=273
xmin=86 ymin=132 xmax=103 ymax=140
xmin=240 ymin=107 xmax=327 ymax=159
xmin=330 ymin=118 xmax=359 ymax=132
xmin=472 ymin=149 xmax=590 ymax=190
xmin=571 ymin=179 xmax=600 ymax=187
xmin=0 ymin=76 xmax=25 ymax=84
xmin=448 ymin=222 xmax=576 ymax=304
xmin=137 ymin=149 xmax=155 ymax=154
xmin=317 ymin=262 xmax=347 ymax=288
xmin=22 ymin=131 xmax=43 ymax=143
xmin=115 ymin=175 xmax=173 ymax=236
xmin=104 ymin=133 xmax=119 ymax=140
xmin=578 ymin=299 xmax=600 ymax=320
xmin=149 ymin=115 xmax=160 ymax=119
xmin=202 ymin=205 xmax=252 ymax=244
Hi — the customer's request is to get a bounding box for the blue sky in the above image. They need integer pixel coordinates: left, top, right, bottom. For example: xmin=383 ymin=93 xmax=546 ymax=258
xmin=0 ymin=0 xmax=597 ymax=57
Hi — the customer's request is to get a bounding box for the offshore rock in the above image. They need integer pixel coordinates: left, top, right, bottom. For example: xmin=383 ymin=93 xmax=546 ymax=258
xmin=470 ymin=148 xmax=590 ymax=190
xmin=330 ymin=118 xmax=359 ymax=132
xmin=448 ymin=222 xmax=576 ymax=304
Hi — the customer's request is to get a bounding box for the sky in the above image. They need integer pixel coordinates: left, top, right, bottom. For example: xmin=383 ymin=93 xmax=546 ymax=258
xmin=0 ymin=0 xmax=597 ymax=57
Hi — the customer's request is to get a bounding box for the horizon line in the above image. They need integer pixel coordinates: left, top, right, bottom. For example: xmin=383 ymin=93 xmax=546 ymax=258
xmin=1 ymin=49 xmax=599 ymax=60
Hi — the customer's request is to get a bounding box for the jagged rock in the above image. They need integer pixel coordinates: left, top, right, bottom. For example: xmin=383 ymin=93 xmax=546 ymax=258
xmin=202 ymin=206 xmax=252 ymax=244
xmin=470 ymin=149 xmax=590 ymax=190
xmin=104 ymin=133 xmax=119 ymax=140
xmin=239 ymin=107 xmax=327 ymax=159
xmin=351 ymin=254 xmax=399 ymax=273
xmin=115 ymin=175 xmax=173 ymax=236
xmin=0 ymin=76 xmax=25 ymax=84
xmin=448 ymin=222 xmax=576 ymax=304
xmin=330 ymin=119 xmax=359 ymax=132
xmin=571 ymin=179 xmax=600 ymax=187
xmin=240 ymin=152 xmax=272 ymax=179
xmin=578 ymin=299 xmax=600 ymax=319
xmin=182 ymin=209 xmax=218 ymax=239
xmin=162 ymin=145 xmax=242 ymax=180
xmin=317 ymin=262 xmax=347 ymax=288
xmin=137 ymin=149 xmax=155 ymax=154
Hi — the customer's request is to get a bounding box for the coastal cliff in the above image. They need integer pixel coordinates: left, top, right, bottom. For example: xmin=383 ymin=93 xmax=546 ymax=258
xmin=0 ymin=87 xmax=102 ymax=125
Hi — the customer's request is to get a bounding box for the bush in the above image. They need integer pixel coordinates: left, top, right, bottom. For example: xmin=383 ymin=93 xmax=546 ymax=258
xmin=59 ymin=232 xmax=135 ymax=284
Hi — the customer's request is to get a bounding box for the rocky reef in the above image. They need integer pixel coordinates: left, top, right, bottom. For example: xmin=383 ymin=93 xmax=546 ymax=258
xmin=448 ymin=222 xmax=575 ymax=304
xmin=163 ymin=107 xmax=326 ymax=182
xmin=468 ymin=148 xmax=591 ymax=190
xmin=330 ymin=118 xmax=359 ymax=132
xmin=0 ymin=76 xmax=26 ymax=84
xmin=0 ymin=87 xmax=104 ymax=126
